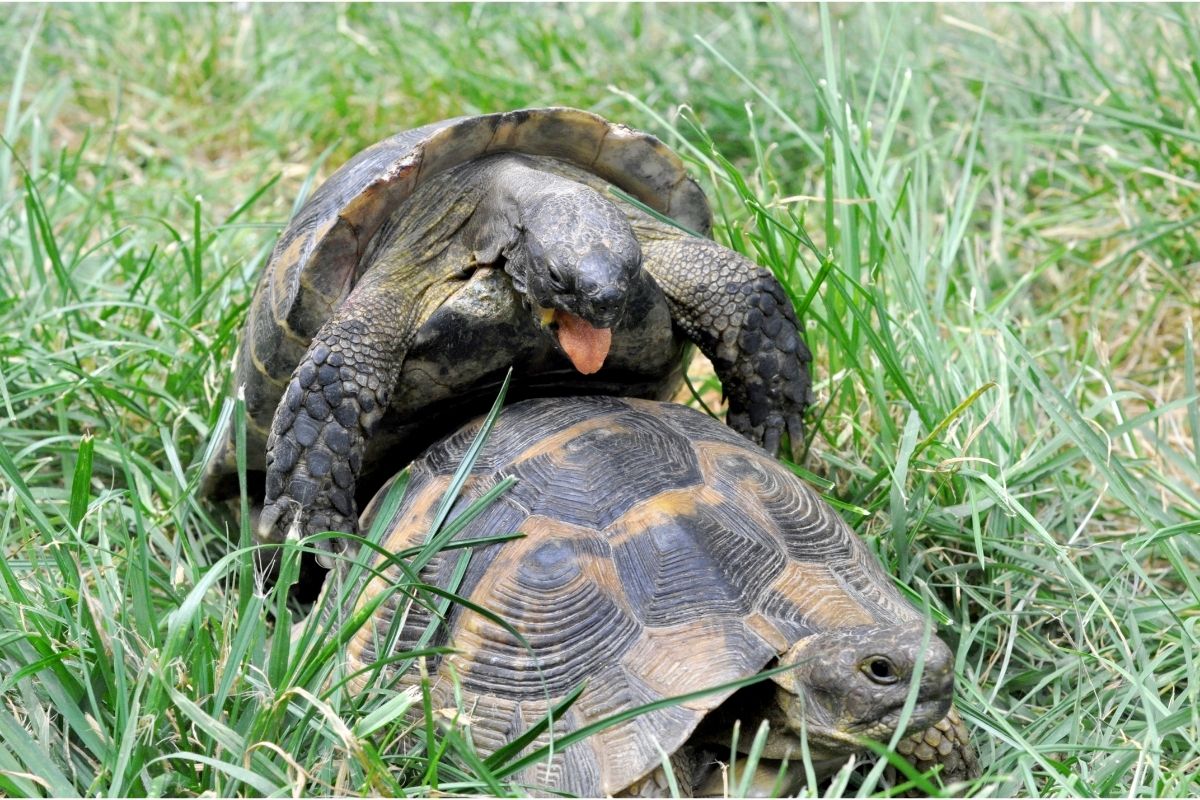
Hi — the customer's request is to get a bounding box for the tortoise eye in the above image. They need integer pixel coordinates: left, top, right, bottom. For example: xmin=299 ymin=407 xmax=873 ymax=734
xmin=862 ymin=656 xmax=899 ymax=685
xmin=547 ymin=262 xmax=567 ymax=291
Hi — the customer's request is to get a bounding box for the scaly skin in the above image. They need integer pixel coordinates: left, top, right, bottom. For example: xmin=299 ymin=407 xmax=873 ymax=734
xmin=623 ymin=624 xmax=971 ymax=796
xmin=259 ymin=270 xmax=460 ymax=549
xmin=679 ymin=626 xmax=976 ymax=795
xmin=894 ymin=704 xmax=980 ymax=787
xmin=667 ymin=707 xmax=979 ymax=798
xmin=637 ymin=221 xmax=813 ymax=458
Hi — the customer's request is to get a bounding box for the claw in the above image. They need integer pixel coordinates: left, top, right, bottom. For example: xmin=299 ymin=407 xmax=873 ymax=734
xmin=256 ymin=500 xmax=287 ymax=545
xmin=316 ymin=547 xmax=336 ymax=570
xmin=258 ymin=498 xmax=356 ymax=571
xmin=786 ymin=414 xmax=806 ymax=462
xmin=314 ymin=533 xmax=350 ymax=570
xmin=763 ymin=421 xmax=783 ymax=458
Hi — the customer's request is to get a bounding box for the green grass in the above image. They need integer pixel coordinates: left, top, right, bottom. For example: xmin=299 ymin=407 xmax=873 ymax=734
xmin=2 ymin=3 xmax=1198 ymax=797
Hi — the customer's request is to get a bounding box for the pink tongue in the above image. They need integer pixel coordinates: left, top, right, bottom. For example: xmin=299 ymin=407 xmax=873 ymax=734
xmin=555 ymin=311 xmax=612 ymax=375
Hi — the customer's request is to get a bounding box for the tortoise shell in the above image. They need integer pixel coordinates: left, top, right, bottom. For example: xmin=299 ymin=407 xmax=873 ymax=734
xmin=204 ymin=107 xmax=712 ymax=497
xmin=344 ymin=396 xmax=921 ymax=796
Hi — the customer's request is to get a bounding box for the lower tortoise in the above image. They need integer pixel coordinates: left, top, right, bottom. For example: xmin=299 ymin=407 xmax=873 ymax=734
xmin=334 ymin=396 xmax=978 ymax=796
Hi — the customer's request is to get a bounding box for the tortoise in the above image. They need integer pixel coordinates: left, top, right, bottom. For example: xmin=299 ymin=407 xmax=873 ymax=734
xmin=201 ymin=107 xmax=813 ymax=553
xmin=335 ymin=395 xmax=978 ymax=796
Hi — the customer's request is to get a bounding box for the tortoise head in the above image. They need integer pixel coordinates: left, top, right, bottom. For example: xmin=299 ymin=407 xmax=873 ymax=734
xmin=771 ymin=624 xmax=955 ymax=763
xmin=473 ymin=162 xmax=643 ymax=374
xmin=514 ymin=182 xmax=641 ymax=327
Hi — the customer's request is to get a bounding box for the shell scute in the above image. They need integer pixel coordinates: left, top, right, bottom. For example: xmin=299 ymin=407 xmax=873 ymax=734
xmin=619 ymin=618 xmax=774 ymax=701
xmin=702 ymin=443 xmax=858 ymax=563
xmin=580 ymin=670 xmax=698 ymax=794
xmin=497 ymin=419 xmax=704 ymax=530
xmin=612 ymin=515 xmax=753 ymax=627
xmin=451 ymin=531 xmax=642 ymax=698
xmin=682 ymin=504 xmax=790 ymax=609
xmin=485 ymin=107 xmax=608 ymax=166
xmin=518 ymin=710 xmax=601 ymax=798
xmin=636 ymin=397 xmax=752 ymax=448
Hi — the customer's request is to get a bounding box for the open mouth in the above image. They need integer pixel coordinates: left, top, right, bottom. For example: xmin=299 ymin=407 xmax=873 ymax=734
xmin=537 ymin=304 xmax=612 ymax=375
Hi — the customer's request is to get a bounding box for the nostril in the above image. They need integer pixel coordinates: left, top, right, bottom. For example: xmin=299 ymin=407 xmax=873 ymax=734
xmin=590 ymin=287 xmax=624 ymax=317
xmin=596 ymin=286 xmax=620 ymax=304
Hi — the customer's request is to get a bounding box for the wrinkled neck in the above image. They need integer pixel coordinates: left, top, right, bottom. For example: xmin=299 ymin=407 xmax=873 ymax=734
xmin=483 ymin=154 xmax=589 ymax=212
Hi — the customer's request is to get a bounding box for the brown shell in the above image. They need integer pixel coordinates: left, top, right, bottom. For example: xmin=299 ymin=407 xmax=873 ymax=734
xmin=344 ymin=396 xmax=920 ymax=796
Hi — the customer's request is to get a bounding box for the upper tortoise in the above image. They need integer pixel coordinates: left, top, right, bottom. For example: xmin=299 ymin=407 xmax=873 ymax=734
xmin=339 ymin=396 xmax=978 ymax=796
xmin=201 ymin=108 xmax=813 ymax=551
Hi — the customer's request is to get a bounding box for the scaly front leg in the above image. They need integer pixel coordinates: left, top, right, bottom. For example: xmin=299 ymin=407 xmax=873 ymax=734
xmin=640 ymin=229 xmax=813 ymax=458
xmin=258 ymin=318 xmax=394 ymax=549
xmin=257 ymin=272 xmax=449 ymax=553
